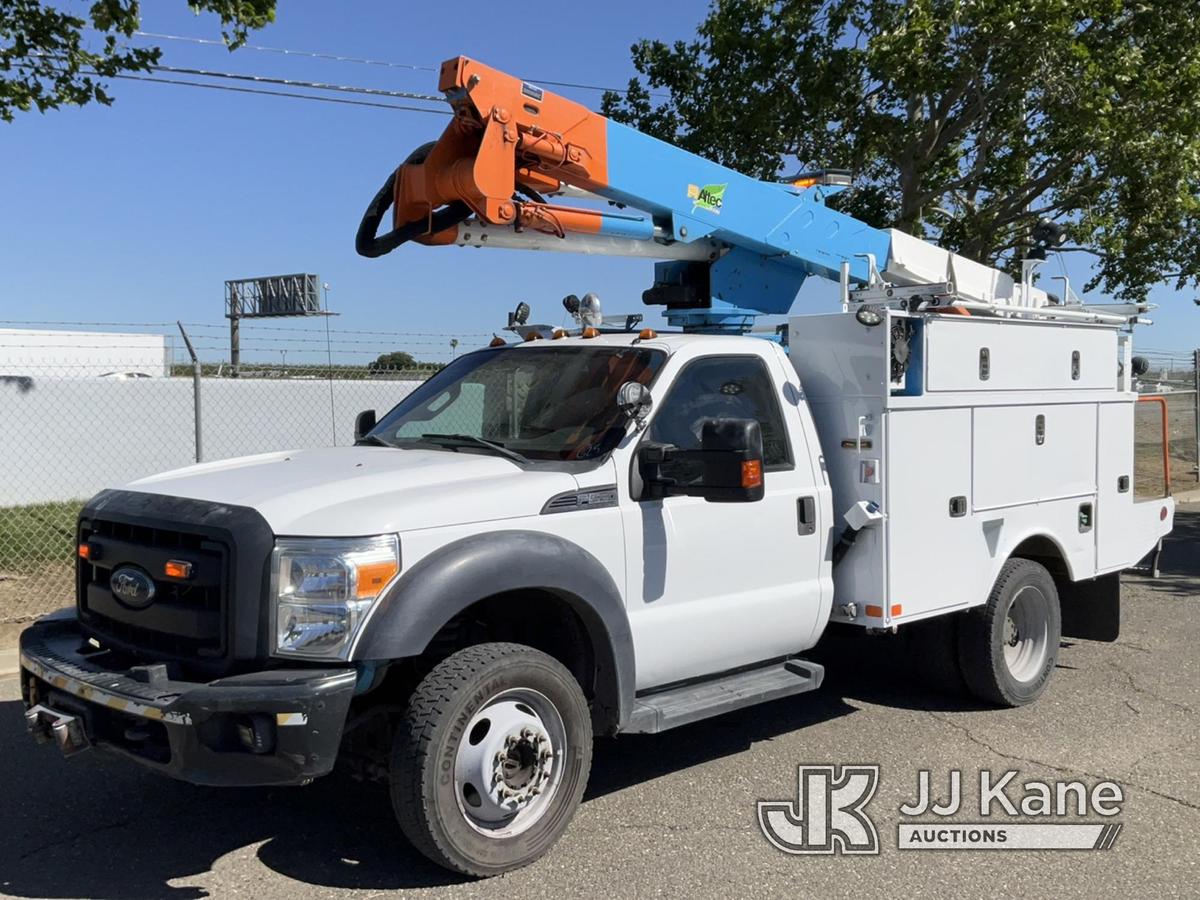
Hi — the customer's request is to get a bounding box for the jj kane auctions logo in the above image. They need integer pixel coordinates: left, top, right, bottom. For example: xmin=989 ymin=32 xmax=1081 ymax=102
xmin=758 ymin=766 xmax=1125 ymax=854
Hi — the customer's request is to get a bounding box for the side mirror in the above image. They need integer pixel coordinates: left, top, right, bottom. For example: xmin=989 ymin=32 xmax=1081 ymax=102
xmin=639 ymin=417 xmax=764 ymax=503
xmin=617 ymin=381 xmax=653 ymax=423
xmin=354 ymin=409 xmax=377 ymax=442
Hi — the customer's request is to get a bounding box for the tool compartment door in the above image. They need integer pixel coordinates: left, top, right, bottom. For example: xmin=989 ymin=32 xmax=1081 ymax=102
xmin=886 ymin=407 xmax=982 ymax=619
xmin=924 ymin=318 xmax=1117 ymax=392
xmin=972 ymin=404 xmax=1097 ymax=510
xmin=1097 ymin=400 xmax=1143 ymax=570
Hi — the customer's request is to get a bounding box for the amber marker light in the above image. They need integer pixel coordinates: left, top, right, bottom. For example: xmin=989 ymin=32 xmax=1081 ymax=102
xmin=741 ymin=459 xmax=763 ymax=489
xmin=355 ymin=560 xmax=400 ymax=598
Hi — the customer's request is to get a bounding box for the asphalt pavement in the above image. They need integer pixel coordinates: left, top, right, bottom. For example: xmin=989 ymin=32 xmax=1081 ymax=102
xmin=2 ymin=511 xmax=1197 ymax=899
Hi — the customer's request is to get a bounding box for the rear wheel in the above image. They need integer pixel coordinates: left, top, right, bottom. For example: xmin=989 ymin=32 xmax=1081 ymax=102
xmin=958 ymin=558 xmax=1061 ymax=706
xmin=390 ymin=642 xmax=592 ymax=877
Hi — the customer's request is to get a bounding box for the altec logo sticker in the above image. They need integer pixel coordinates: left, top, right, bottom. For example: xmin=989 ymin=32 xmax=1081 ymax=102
xmin=687 ymin=182 xmax=727 ymax=214
xmin=758 ymin=766 xmax=1126 ymax=855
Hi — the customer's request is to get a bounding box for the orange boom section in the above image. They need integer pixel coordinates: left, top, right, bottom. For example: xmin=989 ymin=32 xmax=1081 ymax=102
xmin=393 ymin=56 xmax=611 ymax=243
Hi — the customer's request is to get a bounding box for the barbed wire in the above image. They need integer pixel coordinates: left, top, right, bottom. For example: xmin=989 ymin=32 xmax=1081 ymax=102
xmin=0 ymin=320 xmax=493 ymax=338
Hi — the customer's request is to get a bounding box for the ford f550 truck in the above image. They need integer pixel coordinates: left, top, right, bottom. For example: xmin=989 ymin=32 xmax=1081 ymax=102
xmin=21 ymin=57 xmax=1174 ymax=876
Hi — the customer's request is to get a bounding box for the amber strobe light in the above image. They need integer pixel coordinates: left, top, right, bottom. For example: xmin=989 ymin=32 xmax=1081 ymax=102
xmin=741 ymin=459 xmax=763 ymax=489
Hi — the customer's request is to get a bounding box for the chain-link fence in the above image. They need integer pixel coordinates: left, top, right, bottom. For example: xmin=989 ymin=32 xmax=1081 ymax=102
xmin=0 ymin=361 xmax=437 ymax=625
xmin=3 ymin=337 xmax=1199 ymax=629
xmin=1133 ymin=349 xmax=1199 ymax=499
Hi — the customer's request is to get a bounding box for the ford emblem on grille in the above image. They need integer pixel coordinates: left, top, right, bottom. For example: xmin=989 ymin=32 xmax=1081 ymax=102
xmin=110 ymin=566 xmax=156 ymax=609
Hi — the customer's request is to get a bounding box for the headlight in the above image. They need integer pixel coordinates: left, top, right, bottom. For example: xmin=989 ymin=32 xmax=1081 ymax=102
xmin=270 ymin=535 xmax=400 ymax=660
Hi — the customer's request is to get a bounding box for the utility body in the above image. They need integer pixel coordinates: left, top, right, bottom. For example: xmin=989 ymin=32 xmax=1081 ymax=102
xmin=21 ymin=56 xmax=1173 ymax=876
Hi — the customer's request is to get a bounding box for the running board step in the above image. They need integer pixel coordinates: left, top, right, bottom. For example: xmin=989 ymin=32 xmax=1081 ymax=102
xmin=624 ymin=658 xmax=825 ymax=734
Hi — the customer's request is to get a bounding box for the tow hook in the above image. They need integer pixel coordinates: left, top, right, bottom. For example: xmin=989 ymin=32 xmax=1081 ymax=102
xmin=24 ymin=704 xmax=92 ymax=756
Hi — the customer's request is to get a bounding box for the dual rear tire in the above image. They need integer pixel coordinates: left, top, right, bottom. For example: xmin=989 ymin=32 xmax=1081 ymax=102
xmin=957 ymin=557 xmax=1062 ymax=706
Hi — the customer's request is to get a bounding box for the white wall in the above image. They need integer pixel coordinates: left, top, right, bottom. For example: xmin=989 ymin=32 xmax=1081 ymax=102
xmin=0 ymin=329 xmax=169 ymax=377
xmin=1 ymin=375 xmax=420 ymax=506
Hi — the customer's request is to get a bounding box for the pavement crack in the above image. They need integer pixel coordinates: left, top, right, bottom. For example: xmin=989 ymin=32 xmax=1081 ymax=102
xmin=1105 ymin=660 xmax=1195 ymax=714
xmin=18 ymin=812 xmax=142 ymax=861
xmin=926 ymin=711 xmax=1200 ymax=814
xmin=927 ymin=712 xmax=1076 ymax=774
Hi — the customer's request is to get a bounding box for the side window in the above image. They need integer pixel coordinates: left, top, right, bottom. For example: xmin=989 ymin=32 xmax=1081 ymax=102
xmin=646 ymin=356 xmax=792 ymax=481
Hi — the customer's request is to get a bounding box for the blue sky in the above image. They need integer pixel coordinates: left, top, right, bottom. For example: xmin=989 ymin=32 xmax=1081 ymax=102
xmin=2 ymin=1 xmax=1197 ymax=364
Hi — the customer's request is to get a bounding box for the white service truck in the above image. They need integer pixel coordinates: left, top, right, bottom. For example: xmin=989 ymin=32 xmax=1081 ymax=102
xmin=19 ymin=54 xmax=1176 ymax=876
xmin=20 ymin=308 xmax=1173 ymax=874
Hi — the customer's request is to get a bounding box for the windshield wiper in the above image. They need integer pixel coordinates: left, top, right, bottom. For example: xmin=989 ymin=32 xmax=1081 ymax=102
xmin=355 ymin=433 xmax=394 ymax=448
xmin=419 ymin=433 xmax=530 ymax=465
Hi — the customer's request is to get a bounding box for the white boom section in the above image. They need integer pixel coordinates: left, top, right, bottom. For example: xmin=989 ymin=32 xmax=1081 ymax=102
xmin=450 ymin=219 xmax=720 ymax=261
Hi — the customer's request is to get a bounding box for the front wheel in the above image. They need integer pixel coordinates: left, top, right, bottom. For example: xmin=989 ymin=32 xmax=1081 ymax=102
xmin=390 ymin=642 xmax=593 ymax=877
xmin=958 ymin=558 xmax=1061 ymax=707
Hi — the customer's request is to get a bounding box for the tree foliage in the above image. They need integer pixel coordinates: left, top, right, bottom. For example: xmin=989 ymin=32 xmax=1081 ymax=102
xmin=370 ymin=351 xmax=419 ymax=371
xmin=1 ymin=0 xmax=275 ymax=121
xmin=603 ymin=1 xmax=1200 ymax=300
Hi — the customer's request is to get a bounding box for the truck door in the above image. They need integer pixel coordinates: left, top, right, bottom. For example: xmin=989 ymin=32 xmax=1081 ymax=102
xmin=622 ymin=354 xmax=825 ymax=690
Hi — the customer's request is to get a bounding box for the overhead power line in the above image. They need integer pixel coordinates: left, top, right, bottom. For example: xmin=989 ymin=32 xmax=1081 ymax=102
xmin=146 ymin=62 xmax=444 ymax=103
xmin=131 ymin=30 xmax=669 ymax=98
xmin=100 ymin=72 xmax=450 ymax=113
xmin=135 ymin=31 xmax=438 ymax=72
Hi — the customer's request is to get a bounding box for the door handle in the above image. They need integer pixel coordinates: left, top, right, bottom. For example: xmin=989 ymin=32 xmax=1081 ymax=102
xmin=797 ymin=496 xmax=817 ymax=536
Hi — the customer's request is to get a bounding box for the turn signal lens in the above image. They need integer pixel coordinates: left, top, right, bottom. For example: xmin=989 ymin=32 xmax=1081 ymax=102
xmin=741 ymin=459 xmax=763 ymax=489
xmin=355 ymin=559 xmax=400 ymax=598
xmin=77 ymin=543 xmax=91 ymax=560
xmin=164 ymin=559 xmax=193 ymax=579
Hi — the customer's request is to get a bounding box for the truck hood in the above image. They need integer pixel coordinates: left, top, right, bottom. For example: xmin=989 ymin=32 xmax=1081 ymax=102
xmin=123 ymin=446 xmax=579 ymax=535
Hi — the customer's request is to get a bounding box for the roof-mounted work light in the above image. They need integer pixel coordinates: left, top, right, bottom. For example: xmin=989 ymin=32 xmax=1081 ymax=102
xmin=786 ymin=169 xmax=853 ymax=189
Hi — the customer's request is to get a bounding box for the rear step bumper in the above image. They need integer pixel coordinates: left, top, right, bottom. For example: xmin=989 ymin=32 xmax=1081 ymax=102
xmin=624 ymin=658 xmax=824 ymax=734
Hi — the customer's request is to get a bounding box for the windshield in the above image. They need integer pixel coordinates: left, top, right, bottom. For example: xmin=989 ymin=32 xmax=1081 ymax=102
xmin=369 ymin=345 xmax=666 ymax=461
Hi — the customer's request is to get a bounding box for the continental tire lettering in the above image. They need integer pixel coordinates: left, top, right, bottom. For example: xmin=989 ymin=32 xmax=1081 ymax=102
xmin=439 ymin=678 xmax=504 ymax=786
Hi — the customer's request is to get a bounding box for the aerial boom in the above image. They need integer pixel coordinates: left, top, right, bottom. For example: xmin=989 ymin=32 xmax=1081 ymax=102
xmin=356 ymin=56 xmax=1141 ymax=332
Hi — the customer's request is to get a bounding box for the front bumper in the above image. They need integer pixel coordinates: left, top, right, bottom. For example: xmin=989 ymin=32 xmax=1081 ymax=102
xmin=19 ymin=613 xmax=357 ymax=786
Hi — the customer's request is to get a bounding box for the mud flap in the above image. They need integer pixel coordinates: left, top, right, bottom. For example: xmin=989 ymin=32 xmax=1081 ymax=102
xmin=1059 ymin=572 xmax=1120 ymax=642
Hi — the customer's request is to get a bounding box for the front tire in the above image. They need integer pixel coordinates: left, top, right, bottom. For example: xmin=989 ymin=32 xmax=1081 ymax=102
xmin=958 ymin=558 xmax=1061 ymax=707
xmin=390 ymin=642 xmax=593 ymax=877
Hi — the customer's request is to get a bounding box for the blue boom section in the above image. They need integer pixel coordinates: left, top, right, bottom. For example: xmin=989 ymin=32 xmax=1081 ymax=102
xmin=599 ymin=120 xmax=893 ymax=332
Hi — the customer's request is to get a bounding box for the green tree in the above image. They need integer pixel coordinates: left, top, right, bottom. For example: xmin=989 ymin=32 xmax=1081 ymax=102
xmin=603 ymin=1 xmax=1200 ymax=300
xmin=1 ymin=0 xmax=276 ymax=121
xmin=371 ymin=351 xmax=419 ymax=371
